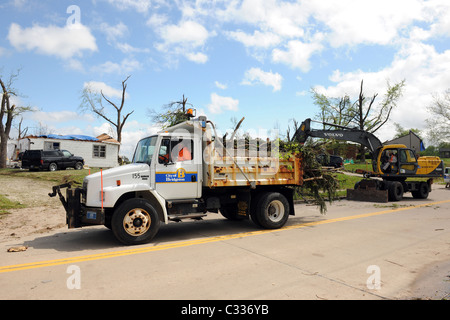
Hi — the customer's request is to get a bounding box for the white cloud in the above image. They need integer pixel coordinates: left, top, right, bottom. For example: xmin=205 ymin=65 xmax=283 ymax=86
xmin=207 ymin=93 xmax=239 ymax=114
xmin=185 ymin=52 xmax=208 ymax=64
xmin=307 ymin=0 xmax=423 ymax=47
xmin=8 ymin=23 xmax=97 ymax=59
xmin=99 ymin=22 xmax=149 ymax=54
xmin=83 ymin=81 xmax=127 ymax=99
xmin=116 ymin=43 xmax=150 ymax=54
xmin=153 ymin=20 xmax=215 ymax=64
xmin=241 ymin=68 xmax=283 ymax=92
xmin=65 ymin=59 xmax=85 ymax=72
xmin=225 ymin=30 xmax=281 ymax=49
xmin=215 ymin=81 xmax=227 ymax=90
xmin=272 ymin=39 xmax=323 ymax=72
xmin=99 ymin=22 xmax=128 ymax=43
xmin=105 ymin=0 xmax=153 ymax=13
xmin=91 ymin=58 xmax=142 ymax=75
xmin=29 ymin=110 xmax=95 ymax=124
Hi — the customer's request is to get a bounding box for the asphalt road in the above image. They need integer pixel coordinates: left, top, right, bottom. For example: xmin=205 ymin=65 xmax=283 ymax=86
xmin=1 ymin=186 xmax=449 ymax=301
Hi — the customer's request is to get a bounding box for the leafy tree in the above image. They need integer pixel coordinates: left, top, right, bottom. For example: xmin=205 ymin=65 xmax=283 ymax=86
xmin=311 ymin=79 xmax=405 ymax=161
xmin=426 ymin=88 xmax=450 ymax=145
xmin=393 ymin=122 xmax=421 ymax=139
xmin=148 ymin=95 xmax=194 ymax=128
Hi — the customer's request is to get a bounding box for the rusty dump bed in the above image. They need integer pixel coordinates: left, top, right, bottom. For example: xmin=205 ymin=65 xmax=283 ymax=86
xmin=204 ymin=153 xmax=303 ymax=188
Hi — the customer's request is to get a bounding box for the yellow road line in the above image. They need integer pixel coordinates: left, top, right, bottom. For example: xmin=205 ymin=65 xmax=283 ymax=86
xmin=1 ymin=199 xmax=449 ymax=274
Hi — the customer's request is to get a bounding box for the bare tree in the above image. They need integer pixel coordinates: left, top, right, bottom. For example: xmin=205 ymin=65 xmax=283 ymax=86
xmin=352 ymin=79 xmax=405 ymax=133
xmin=426 ymin=89 xmax=450 ymax=145
xmin=14 ymin=116 xmax=28 ymax=140
xmin=81 ymin=76 xmax=134 ymax=151
xmin=0 ymin=70 xmax=31 ymax=168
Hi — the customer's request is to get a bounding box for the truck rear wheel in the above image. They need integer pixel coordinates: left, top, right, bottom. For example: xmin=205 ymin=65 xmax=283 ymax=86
xmin=112 ymin=198 xmax=160 ymax=245
xmin=253 ymin=192 xmax=289 ymax=229
xmin=412 ymin=182 xmax=429 ymax=199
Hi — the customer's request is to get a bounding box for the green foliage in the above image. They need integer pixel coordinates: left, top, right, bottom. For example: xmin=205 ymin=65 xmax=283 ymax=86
xmin=148 ymin=95 xmax=194 ymax=129
xmin=0 ymin=194 xmax=25 ymax=215
xmin=279 ymin=139 xmax=339 ymax=214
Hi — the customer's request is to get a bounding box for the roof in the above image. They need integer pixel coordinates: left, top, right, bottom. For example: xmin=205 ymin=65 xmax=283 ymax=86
xmin=96 ymin=133 xmax=120 ymax=144
xmin=21 ymin=133 xmax=120 ymax=144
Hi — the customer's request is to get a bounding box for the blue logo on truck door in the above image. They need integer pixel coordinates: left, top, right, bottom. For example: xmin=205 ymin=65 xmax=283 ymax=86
xmin=156 ymin=168 xmax=197 ymax=183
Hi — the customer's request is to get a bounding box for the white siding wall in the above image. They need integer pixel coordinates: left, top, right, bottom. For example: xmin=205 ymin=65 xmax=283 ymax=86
xmin=19 ymin=138 xmax=119 ymax=168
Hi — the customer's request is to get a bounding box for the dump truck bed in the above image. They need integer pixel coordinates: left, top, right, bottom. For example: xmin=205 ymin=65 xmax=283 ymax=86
xmin=204 ymin=153 xmax=303 ymax=188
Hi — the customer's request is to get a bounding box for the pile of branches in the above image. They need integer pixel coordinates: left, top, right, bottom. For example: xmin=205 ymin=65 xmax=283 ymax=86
xmin=278 ymin=139 xmax=340 ymax=214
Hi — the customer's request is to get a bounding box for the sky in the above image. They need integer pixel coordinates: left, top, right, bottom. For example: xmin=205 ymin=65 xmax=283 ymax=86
xmin=1 ymin=0 xmax=450 ymax=160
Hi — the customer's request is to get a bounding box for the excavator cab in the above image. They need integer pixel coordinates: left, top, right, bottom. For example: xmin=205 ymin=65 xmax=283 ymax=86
xmin=376 ymin=145 xmax=419 ymax=176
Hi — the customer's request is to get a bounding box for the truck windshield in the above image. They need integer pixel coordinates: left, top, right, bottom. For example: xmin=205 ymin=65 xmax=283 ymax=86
xmin=132 ymin=136 xmax=158 ymax=165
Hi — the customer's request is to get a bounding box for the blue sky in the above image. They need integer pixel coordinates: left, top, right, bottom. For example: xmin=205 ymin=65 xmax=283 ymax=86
xmin=1 ymin=0 xmax=450 ymax=159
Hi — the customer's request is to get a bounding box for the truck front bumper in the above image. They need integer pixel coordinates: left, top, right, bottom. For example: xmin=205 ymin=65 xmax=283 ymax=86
xmin=49 ymin=184 xmax=105 ymax=228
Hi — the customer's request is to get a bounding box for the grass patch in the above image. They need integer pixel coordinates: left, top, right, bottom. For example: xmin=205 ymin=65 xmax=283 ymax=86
xmin=0 ymin=194 xmax=25 ymax=216
xmin=0 ymin=168 xmax=101 ymax=185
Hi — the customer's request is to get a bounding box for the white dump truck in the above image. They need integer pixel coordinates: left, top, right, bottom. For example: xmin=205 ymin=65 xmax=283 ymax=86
xmin=50 ymin=114 xmax=304 ymax=245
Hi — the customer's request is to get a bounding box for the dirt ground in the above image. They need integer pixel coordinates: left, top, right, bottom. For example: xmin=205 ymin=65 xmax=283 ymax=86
xmin=0 ymin=175 xmax=67 ymax=241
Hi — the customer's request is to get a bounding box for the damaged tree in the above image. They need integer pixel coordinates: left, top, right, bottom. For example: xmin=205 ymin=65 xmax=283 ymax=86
xmin=0 ymin=70 xmax=31 ymax=168
xmin=80 ymin=76 xmax=134 ymax=152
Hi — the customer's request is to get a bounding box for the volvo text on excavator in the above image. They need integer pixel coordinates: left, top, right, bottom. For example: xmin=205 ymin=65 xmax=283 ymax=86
xmin=294 ymin=118 xmax=444 ymax=202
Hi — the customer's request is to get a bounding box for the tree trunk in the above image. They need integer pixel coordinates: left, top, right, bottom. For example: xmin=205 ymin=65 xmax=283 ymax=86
xmin=0 ymin=132 xmax=8 ymax=168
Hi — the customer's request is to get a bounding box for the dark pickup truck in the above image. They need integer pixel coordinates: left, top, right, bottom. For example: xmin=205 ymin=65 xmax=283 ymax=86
xmin=21 ymin=150 xmax=84 ymax=171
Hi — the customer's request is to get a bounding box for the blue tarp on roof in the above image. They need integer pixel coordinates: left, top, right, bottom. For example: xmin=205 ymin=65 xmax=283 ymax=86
xmin=38 ymin=134 xmax=100 ymax=141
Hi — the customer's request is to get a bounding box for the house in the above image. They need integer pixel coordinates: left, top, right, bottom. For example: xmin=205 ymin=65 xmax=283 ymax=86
xmin=439 ymin=148 xmax=450 ymax=158
xmin=18 ymin=133 xmax=120 ymax=168
xmin=384 ymin=131 xmax=425 ymax=155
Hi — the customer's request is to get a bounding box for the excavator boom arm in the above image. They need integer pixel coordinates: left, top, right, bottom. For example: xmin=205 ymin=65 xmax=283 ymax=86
xmin=293 ymin=118 xmax=383 ymax=154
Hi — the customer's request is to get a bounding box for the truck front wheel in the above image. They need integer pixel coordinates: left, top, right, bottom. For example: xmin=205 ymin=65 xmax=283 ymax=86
xmin=253 ymin=192 xmax=289 ymax=229
xmin=112 ymin=198 xmax=160 ymax=245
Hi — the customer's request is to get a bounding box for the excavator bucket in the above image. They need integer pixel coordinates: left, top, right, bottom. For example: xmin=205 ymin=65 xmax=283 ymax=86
xmin=347 ymin=179 xmax=388 ymax=203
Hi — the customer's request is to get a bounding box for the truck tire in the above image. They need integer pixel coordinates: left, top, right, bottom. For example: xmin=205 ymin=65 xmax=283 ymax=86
xmin=253 ymin=192 xmax=289 ymax=229
xmin=388 ymin=181 xmax=403 ymax=201
xmin=412 ymin=182 xmax=429 ymax=199
xmin=49 ymin=162 xmax=57 ymax=171
xmin=74 ymin=162 xmax=83 ymax=170
xmin=111 ymin=198 xmax=160 ymax=245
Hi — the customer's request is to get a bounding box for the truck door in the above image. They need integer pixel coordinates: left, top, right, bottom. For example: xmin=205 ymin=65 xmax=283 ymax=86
xmin=61 ymin=150 xmax=73 ymax=169
xmin=398 ymin=148 xmax=419 ymax=175
xmin=154 ymin=135 xmax=201 ymax=200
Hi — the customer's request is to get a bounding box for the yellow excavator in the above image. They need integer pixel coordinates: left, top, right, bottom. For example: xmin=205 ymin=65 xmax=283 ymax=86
xmin=294 ymin=118 xmax=444 ymax=202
